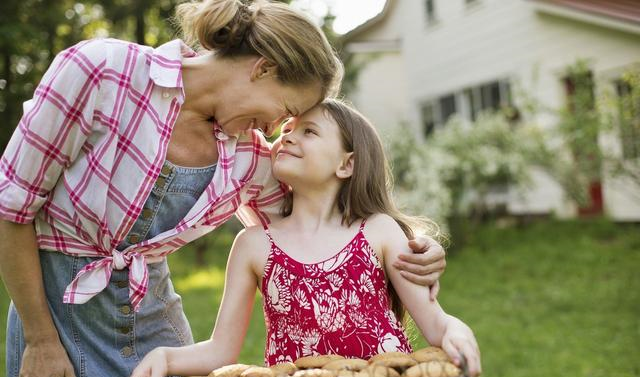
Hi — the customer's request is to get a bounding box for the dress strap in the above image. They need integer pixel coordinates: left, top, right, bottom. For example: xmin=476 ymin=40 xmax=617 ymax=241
xmin=359 ymin=218 xmax=367 ymax=232
xmin=263 ymin=225 xmax=275 ymax=245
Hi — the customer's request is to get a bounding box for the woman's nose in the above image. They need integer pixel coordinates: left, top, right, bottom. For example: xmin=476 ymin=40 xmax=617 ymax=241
xmin=271 ymin=112 xmax=292 ymax=129
xmin=273 ymin=113 xmax=288 ymax=125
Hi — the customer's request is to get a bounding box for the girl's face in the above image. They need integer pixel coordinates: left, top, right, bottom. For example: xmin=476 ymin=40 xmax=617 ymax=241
xmin=272 ymin=106 xmax=353 ymax=187
xmin=214 ymin=58 xmax=322 ymax=137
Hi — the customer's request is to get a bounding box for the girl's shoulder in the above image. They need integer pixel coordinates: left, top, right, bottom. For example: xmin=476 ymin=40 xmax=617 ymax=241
xmin=362 ymin=213 xmax=402 ymax=259
xmin=363 ymin=213 xmax=409 ymax=258
xmin=364 ymin=213 xmax=403 ymax=235
xmin=235 ymin=225 xmax=271 ymax=251
xmin=233 ymin=225 xmax=273 ymax=275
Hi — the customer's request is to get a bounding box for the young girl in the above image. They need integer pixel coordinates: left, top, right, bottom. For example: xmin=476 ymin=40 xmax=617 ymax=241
xmin=130 ymin=99 xmax=481 ymax=377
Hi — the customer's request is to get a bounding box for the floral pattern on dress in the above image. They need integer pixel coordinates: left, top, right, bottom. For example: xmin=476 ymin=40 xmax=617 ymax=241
xmin=261 ymin=220 xmax=412 ymax=366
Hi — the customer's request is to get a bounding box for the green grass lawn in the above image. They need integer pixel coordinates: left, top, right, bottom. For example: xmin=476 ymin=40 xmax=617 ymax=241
xmin=1 ymin=219 xmax=639 ymax=376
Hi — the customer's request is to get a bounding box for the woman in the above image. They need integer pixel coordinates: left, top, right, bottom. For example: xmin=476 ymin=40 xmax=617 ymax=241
xmin=0 ymin=1 xmax=446 ymax=376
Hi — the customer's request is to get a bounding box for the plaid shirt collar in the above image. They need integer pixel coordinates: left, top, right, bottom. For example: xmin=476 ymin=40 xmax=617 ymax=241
xmin=148 ymin=39 xmax=195 ymax=89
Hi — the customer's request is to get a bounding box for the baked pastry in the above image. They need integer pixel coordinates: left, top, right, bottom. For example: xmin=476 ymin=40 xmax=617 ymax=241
xmin=241 ymin=366 xmax=275 ymax=377
xmin=270 ymin=362 xmax=298 ymax=376
xmin=323 ymin=359 xmax=368 ymax=372
xmin=294 ymin=355 xmax=345 ymax=369
xmin=335 ymin=371 xmax=360 ymax=377
xmin=403 ymin=361 xmax=461 ymax=377
xmin=292 ymin=368 xmax=336 ymax=377
xmin=410 ymin=347 xmax=450 ymax=363
xmin=368 ymin=352 xmax=416 ymax=370
xmin=209 ymin=364 xmax=252 ymax=377
xmin=360 ymin=365 xmax=401 ymax=377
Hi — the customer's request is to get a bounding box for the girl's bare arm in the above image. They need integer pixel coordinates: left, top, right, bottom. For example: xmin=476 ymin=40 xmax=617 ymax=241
xmin=131 ymin=228 xmax=263 ymax=377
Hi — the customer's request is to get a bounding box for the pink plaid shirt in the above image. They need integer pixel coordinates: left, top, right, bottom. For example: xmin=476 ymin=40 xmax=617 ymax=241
xmin=0 ymin=38 xmax=285 ymax=310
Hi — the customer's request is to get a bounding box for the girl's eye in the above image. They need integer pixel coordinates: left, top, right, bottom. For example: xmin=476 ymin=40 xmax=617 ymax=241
xmin=304 ymin=128 xmax=316 ymax=135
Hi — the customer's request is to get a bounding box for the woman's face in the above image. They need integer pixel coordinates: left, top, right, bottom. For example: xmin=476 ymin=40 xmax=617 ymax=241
xmin=214 ymin=58 xmax=323 ymax=137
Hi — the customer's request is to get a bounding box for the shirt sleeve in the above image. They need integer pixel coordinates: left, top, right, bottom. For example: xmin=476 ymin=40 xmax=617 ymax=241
xmin=0 ymin=39 xmax=105 ymax=223
xmin=235 ymin=145 xmax=287 ymax=228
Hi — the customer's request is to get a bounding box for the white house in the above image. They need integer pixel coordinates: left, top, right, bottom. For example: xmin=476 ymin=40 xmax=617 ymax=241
xmin=342 ymin=0 xmax=640 ymax=220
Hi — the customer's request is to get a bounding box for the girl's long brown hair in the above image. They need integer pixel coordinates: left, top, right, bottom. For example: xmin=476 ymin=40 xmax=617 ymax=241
xmin=281 ymin=98 xmax=442 ymax=322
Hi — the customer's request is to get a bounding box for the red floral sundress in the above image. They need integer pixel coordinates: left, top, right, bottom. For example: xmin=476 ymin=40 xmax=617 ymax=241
xmin=261 ymin=220 xmax=412 ymax=366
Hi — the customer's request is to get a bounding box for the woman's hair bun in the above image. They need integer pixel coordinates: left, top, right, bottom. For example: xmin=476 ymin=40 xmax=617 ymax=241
xmin=207 ymin=1 xmax=255 ymax=51
xmin=175 ymin=0 xmax=256 ymax=53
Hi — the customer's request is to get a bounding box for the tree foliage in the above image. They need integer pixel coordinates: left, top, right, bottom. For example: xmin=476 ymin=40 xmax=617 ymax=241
xmin=0 ymin=0 xmax=187 ymax=154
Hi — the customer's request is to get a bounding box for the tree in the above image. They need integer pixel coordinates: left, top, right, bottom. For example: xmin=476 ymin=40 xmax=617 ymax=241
xmin=0 ymin=0 xmax=183 ymax=154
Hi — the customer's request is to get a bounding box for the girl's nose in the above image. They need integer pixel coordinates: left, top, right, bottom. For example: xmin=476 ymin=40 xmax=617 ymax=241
xmin=280 ymin=118 xmax=297 ymax=144
xmin=281 ymin=131 xmax=295 ymax=144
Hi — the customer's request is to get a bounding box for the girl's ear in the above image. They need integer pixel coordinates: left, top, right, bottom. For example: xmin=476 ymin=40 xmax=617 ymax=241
xmin=250 ymin=57 xmax=278 ymax=81
xmin=336 ymin=152 xmax=354 ymax=179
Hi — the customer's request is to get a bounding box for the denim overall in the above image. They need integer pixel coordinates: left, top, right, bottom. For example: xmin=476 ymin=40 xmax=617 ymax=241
xmin=7 ymin=160 xmax=216 ymax=377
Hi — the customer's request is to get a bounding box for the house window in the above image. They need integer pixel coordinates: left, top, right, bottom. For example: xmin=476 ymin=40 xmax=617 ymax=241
xmin=425 ymin=0 xmax=436 ymax=22
xmin=421 ymin=93 xmax=457 ymax=136
xmin=616 ymin=79 xmax=640 ymax=159
xmin=481 ymin=81 xmax=501 ymax=111
xmin=464 ymin=87 xmax=480 ymax=121
xmin=468 ymin=80 xmax=513 ymax=121
xmin=439 ymin=94 xmax=457 ymax=124
xmin=421 ymin=79 xmax=514 ymax=136
xmin=422 ymin=103 xmax=436 ymax=137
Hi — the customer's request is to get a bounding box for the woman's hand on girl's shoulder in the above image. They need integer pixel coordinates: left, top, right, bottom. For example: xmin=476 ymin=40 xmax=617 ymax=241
xmin=401 ymin=235 xmax=446 ymax=291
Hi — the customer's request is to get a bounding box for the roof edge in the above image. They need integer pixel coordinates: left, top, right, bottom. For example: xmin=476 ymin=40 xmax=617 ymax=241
xmin=341 ymin=0 xmax=395 ymax=43
xmin=530 ymin=0 xmax=640 ymax=35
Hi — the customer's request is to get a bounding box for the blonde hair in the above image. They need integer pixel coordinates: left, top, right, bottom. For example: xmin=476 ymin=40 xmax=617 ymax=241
xmin=175 ymin=0 xmax=343 ymax=97
xmin=281 ymin=98 xmax=444 ymax=322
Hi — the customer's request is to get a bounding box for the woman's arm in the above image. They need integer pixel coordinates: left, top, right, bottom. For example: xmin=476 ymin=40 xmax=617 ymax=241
xmin=0 ymin=39 xmax=109 ymax=377
xmin=131 ymin=228 xmax=262 ymax=377
xmin=0 ymin=220 xmax=77 ymax=377
xmin=367 ymin=215 xmax=481 ymax=376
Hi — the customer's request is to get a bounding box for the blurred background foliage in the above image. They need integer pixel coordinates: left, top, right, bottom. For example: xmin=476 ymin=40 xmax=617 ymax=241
xmin=0 ymin=0 xmax=181 ymax=151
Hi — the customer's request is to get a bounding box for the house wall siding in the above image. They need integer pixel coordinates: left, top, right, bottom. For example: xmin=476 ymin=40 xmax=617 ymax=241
xmin=345 ymin=0 xmax=640 ymax=220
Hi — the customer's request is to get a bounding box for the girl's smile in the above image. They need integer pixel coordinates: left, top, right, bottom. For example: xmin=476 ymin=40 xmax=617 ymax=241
xmin=276 ymin=148 xmax=301 ymax=158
